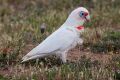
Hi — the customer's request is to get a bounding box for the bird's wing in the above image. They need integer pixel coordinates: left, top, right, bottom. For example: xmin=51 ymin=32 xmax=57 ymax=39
xmin=22 ymin=27 xmax=76 ymax=62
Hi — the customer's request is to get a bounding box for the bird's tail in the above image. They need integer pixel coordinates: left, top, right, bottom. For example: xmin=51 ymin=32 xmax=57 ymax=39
xmin=21 ymin=54 xmax=47 ymax=63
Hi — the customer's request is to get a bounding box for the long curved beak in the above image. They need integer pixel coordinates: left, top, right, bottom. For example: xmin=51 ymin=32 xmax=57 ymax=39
xmin=85 ymin=15 xmax=90 ymax=22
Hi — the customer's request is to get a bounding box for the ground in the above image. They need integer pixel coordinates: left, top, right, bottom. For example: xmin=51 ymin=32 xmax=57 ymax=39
xmin=0 ymin=44 xmax=117 ymax=77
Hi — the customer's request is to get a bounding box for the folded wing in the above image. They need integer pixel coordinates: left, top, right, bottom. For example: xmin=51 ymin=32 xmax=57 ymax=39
xmin=22 ymin=27 xmax=76 ymax=62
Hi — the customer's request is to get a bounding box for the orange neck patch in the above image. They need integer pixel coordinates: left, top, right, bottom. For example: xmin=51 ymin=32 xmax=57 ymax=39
xmin=76 ymin=26 xmax=84 ymax=30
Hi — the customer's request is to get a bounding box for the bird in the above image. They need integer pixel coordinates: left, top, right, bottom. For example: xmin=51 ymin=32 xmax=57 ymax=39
xmin=22 ymin=7 xmax=90 ymax=63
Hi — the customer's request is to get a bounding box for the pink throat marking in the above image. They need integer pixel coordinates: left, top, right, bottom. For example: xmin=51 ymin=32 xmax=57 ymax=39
xmin=76 ymin=26 xmax=84 ymax=30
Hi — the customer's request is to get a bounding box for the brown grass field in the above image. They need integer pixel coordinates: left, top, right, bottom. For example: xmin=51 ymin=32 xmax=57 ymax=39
xmin=0 ymin=0 xmax=120 ymax=80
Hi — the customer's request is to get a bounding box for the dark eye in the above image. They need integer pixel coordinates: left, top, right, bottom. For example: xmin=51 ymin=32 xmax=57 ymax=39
xmin=81 ymin=13 xmax=84 ymax=15
xmin=79 ymin=11 xmax=84 ymax=17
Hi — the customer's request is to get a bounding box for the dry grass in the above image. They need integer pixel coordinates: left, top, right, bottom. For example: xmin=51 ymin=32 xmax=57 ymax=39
xmin=0 ymin=0 xmax=120 ymax=80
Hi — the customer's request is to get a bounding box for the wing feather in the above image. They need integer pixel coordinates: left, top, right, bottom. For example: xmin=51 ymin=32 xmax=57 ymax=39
xmin=22 ymin=27 xmax=76 ymax=62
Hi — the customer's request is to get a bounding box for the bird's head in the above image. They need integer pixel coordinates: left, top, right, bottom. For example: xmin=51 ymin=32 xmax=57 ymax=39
xmin=65 ymin=7 xmax=90 ymax=29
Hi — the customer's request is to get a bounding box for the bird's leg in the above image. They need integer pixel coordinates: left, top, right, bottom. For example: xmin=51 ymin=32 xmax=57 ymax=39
xmin=77 ymin=38 xmax=83 ymax=45
xmin=60 ymin=51 xmax=67 ymax=63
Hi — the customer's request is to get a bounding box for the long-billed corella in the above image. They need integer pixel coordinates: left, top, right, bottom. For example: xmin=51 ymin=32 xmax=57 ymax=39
xmin=22 ymin=7 xmax=90 ymax=63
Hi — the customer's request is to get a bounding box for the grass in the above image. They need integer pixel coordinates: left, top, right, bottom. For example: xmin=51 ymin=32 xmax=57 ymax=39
xmin=0 ymin=0 xmax=120 ymax=80
xmin=90 ymin=31 xmax=120 ymax=53
xmin=0 ymin=57 xmax=115 ymax=80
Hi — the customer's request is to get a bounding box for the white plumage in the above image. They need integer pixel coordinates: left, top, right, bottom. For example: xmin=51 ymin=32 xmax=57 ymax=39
xmin=22 ymin=7 xmax=90 ymax=63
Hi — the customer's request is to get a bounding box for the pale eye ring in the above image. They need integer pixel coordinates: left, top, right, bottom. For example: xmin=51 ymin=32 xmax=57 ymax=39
xmin=79 ymin=11 xmax=84 ymax=17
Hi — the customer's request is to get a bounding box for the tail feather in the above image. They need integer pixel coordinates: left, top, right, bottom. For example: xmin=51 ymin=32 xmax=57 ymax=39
xmin=21 ymin=53 xmax=47 ymax=63
xmin=21 ymin=55 xmax=39 ymax=63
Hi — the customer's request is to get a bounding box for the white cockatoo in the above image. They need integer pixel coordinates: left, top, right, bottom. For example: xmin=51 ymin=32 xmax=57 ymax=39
xmin=22 ymin=7 xmax=90 ymax=63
